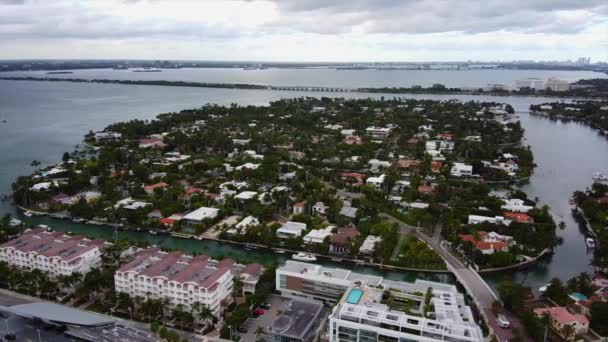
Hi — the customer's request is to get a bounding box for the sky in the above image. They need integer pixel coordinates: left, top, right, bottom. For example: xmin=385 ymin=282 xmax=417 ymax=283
xmin=0 ymin=0 xmax=606 ymax=62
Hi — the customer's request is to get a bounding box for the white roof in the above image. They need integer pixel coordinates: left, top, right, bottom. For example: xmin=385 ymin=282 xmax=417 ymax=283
xmin=303 ymin=226 xmax=334 ymax=243
xmin=183 ymin=207 xmax=219 ymax=221
xmin=277 ymin=221 xmax=307 ymax=236
xmin=359 ymin=235 xmax=382 ymax=253
xmin=235 ymin=216 xmax=259 ymax=229
xmin=235 ymin=191 xmax=257 ymax=200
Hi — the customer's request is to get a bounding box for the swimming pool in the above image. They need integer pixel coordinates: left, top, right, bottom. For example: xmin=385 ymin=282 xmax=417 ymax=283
xmin=346 ymin=288 xmax=364 ymax=304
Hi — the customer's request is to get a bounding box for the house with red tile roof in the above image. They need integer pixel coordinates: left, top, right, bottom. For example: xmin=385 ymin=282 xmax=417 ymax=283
xmin=503 ymin=212 xmax=534 ymax=224
xmin=534 ymin=307 xmax=589 ymax=337
xmin=431 ymin=161 xmax=444 ymax=173
xmin=144 ymin=182 xmax=168 ymax=195
xmin=330 ymin=227 xmax=360 ymax=255
xmin=459 ymin=231 xmax=514 ymax=255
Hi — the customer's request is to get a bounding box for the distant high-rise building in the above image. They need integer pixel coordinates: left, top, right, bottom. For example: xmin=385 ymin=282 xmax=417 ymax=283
xmin=577 ymin=57 xmax=591 ymax=65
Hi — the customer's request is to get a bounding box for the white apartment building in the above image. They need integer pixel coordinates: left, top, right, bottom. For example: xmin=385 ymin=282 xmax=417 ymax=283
xmin=114 ymin=248 xmax=240 ymax=317
xmin=277 ymin=261 xmax=483 ymax=342
xmin=365 ymin=126 xmax=392 ymax=139
xmin=468 ymin=215 xmax=508 ymax=225
xmin=0 ymin=228 xmax=111 ymax=277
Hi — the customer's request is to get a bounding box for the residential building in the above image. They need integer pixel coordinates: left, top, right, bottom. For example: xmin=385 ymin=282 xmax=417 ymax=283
xmin=138 ymin=138 xmax=165 ymax=149
xmin=359 ymin=235 xmax=381 ymax=255
xmin=365 ymin=126 xmax=392 ymax=139
xmin=293 ymin=201 xmax=307 ymax=215
xmin=0 ymin=228 xmax=110 ymax=277
xmin=503 ymin=212 xmax=534 ymax=224
xmin=330 ymin=227 xmax=360 ymax=255
xmin=235 ymin=191 xmax=257 ymax=201
xmin=366 ymin=174 xmax=385 ymax=190
xmin=115 ymin=248 xmax=249 ymax=317
xmin=114 ymin=197 xmax=151 ymax=210
xmin=227 ymin=216 xmax=259 ymax=235
xmin=239 ymin=263 xmax=263 ymax=296
xmin=459 ymin=231 xmax=514 ymax=255
xmin=268 ymin=297 xmax=328 ymax=342
xmin=545 ymin=78 xmax=570 ymax=92
xmin=450 ymin=162 xmax=473 ymax=177
xmin=277 ymin=222 xmax=307 ymax=239
xmin=312 ymin=202 xmax=329 ymax=216
xmin=534 ymin=307 xmax=589 ymax=336
xmin=368 ymin=159 xmax=391 ymax=170
xmin=468 ymin=215 xmax=507 ymax=225
xmin=501 ymin=199 xmax=534 ymax=213
xmin=303 ymin=226 xmax=334 ymax=244
xmin=343 ymin=135 xmax=363 ymax=145
xmin=329 ymin=283 xmax=483 ymax=342
xmin=182 ymin=207 xmax=220 ymax=227
xmin=144 ymin=182 xmax=168 ymax=195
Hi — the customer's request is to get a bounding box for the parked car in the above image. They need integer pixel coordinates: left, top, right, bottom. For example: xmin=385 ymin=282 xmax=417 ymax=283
xmin=497 ymin=314 xmax=510 ymax=328
xmin=260 ymin=303 xmax=271 ymax=310
xmin=252 ymin=308 xmax=265 ymax=317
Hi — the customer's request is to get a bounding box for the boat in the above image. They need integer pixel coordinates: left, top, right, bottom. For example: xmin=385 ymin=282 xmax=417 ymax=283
xmin=586 ymin=237 xmax=596 ymax=249
xmin=23 ymin=211 xmax=33 ymax=217
xmin=292 ymin=252 xmax=317 ymax=262
xmin=9 ymin=218 xmax=22 ymax=227
xmin=538 ymin=284 xmax=550 ymax=294
xmin=37 ymin=224 xmax=50 ymax=230
xmin=72 ymin=217 xmax=85 ymax=223
xmin=148 ymin=229 xmax=158 ymax=235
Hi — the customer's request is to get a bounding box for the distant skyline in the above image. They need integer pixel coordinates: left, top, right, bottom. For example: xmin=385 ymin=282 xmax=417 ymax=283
xmin=1 ymin=0 xmax=606 ymax=62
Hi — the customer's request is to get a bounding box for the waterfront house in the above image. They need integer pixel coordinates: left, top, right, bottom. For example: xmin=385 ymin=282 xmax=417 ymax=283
xmin=276 ymin=221 xmax=307 ymax=239
xmin=329 ymin=226 xmax=360 ymax=255
xmin=501 ymin=198 xmax=534 ymax=213
xmin=238 ymin=263 xmax=263 ymax=296
xmin=183 ymin=207 xmax=220 ymax=228
xmin=359 ymin=235 xmax=382 ymax=255
xmin=227 ymin=216 xmax=259 ymax=235
xmin=534 ymin=307 xmax=589 ymax=337
xmin=459 ymin=231 xmax=513 ymax=255
xmin=503 ymin=212 xmax=534 ymax=224
xmin=303 ymin=226 xmax=334 ymax=245
xmin=468 ymin=215 xmax=507 ymax=225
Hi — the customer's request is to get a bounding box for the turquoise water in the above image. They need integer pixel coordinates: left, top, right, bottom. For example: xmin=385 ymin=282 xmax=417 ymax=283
xmin=346 ymin=288 xmax=364 ymax=304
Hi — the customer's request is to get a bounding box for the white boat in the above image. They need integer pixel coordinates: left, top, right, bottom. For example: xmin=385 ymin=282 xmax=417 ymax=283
xmin=72 ymin=218 xmax=85 ymax=223
xmin=292 ymin=252 xmax=317 ymax=262
xmin=9 ymin=218 xmax=22 ymax=227
xmin=37 ymin=224 xmax=50 ymax=230
xmin=23 ymin=211 xmax=33 ymax=217
xmin=539 ymin=284 xmax=550 ymax=294
xmin=586 ymin=238 xmax=596 ymax=249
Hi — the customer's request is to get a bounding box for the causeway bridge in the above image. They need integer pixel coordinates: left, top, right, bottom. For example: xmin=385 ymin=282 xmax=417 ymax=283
xmin=268 ymin=86 xmax=357 ymax=92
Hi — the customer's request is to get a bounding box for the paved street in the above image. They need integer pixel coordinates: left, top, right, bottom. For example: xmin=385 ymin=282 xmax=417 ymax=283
xmin=380 ymin=213 xmax=531 ymax=342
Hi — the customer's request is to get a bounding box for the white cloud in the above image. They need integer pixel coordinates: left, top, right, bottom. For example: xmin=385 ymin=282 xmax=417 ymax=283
xmin=0 ymin=0 xmax=605 ymax=61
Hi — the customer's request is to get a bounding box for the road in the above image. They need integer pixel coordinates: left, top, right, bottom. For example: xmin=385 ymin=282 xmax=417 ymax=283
xmin=380 ymin=213 xmax=530 ymax=342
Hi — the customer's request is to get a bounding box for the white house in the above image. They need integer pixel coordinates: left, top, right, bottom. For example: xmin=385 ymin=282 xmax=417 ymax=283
xmin=235 ymin=191 xmax=257 ymax=201
xmin=468 ymin=215 xmax=507 ymax=225
xmin=365 ymin=126 xmax=392 ymax=139
xmin=501 ymin=198 xmax=534 ymax=213
xmin=359 ymin=235 xmax=382 ymax=255
xmin=366 ymin=174 xmax=385 ymax=190
xmin=312 ymin=202 xmax=329 ymax=216
xmin=450 ymin=162 xmax=473 ymax=177
xmin=227 ymin=216 xmax=260 ymax=235
xmin=368 ymin=159 xmax=391 ymax=170
xmin=183 ymin=207 xmax=220 ymax=226
xmin=303 ymin=226 xmax=334 ymax=244
xmin=276 ymin=222 xmax=307 ymax=239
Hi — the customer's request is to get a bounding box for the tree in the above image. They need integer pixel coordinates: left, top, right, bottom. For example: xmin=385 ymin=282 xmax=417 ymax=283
xmin=589 ymin=302 xmax=608 ymax=335
xmin=497 ymin=280 xmax=529 ymax=312
xmin=561 ymin=323 xmax=575 ymax=341
xmin=254 ymin=326 xmax=266 ymax=341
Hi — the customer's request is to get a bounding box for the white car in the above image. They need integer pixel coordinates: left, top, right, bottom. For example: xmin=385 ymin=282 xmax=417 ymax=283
xmin=497 ymin=314 xmax=511 ymax=328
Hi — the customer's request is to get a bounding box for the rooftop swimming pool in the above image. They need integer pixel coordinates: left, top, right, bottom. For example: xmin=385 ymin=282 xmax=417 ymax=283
xmin=346 ymin=288 xmax=364 ymax=304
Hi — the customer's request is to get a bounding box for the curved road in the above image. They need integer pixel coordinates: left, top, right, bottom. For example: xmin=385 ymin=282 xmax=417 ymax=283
xmin=380 ymin=213 xmax=530 ymax=342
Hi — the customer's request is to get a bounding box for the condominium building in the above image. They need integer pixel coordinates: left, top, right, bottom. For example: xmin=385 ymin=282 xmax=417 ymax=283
xmin=277 ymin=261 xmax=483 ymax=342
xmin=114 ymin=248 xmax=260 ymax=317
xmin=0 ymin=228 xmax=111 ymax=277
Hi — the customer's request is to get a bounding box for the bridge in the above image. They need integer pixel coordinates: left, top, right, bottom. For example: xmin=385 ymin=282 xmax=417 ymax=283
xmin=268 ymin=86 xmax=356 ymax=92
xmin=379 ymin=213 xmax=530 ymax=342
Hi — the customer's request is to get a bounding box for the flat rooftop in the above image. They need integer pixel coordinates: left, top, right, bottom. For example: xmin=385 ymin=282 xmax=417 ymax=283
xmin=269 ymin=298 xmax=325 ymax=339
xmin=6 ymin=302 xmax=114 ymax=327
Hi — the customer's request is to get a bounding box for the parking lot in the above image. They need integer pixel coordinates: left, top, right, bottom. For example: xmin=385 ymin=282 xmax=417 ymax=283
xmin=236 ymin=295 xmax=291 ymax=342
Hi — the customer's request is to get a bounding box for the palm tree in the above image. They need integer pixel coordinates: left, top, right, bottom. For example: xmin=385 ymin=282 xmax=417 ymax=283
xmin=540 ymin=312 xmax=551 ymax=342
xmin=561 ymin=323 xmax=575 ymax=341
xmin=254 ymin=326 xmax=266 ymax=341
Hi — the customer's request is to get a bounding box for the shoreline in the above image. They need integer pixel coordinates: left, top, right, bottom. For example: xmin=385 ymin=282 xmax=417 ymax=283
xmin=13 ymin=205 xmax=450 ymax=274
xmin=1 ymin=76 xmax=604 ymax=99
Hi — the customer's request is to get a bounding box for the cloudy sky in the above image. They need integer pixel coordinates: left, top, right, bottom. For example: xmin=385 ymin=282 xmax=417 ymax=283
xmin=1 ymin=0 xmax=606 ymax=62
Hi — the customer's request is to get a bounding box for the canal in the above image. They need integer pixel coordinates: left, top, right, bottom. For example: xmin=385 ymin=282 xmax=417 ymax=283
xmin=2 ymin=80 xmax=607 ymax=291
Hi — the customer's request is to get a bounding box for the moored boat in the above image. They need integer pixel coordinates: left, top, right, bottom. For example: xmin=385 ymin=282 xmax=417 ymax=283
xmin=292 ymin=252 xmax=317 ymax=262
xmin=586 ymin=237 xmax=596 ymax=249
